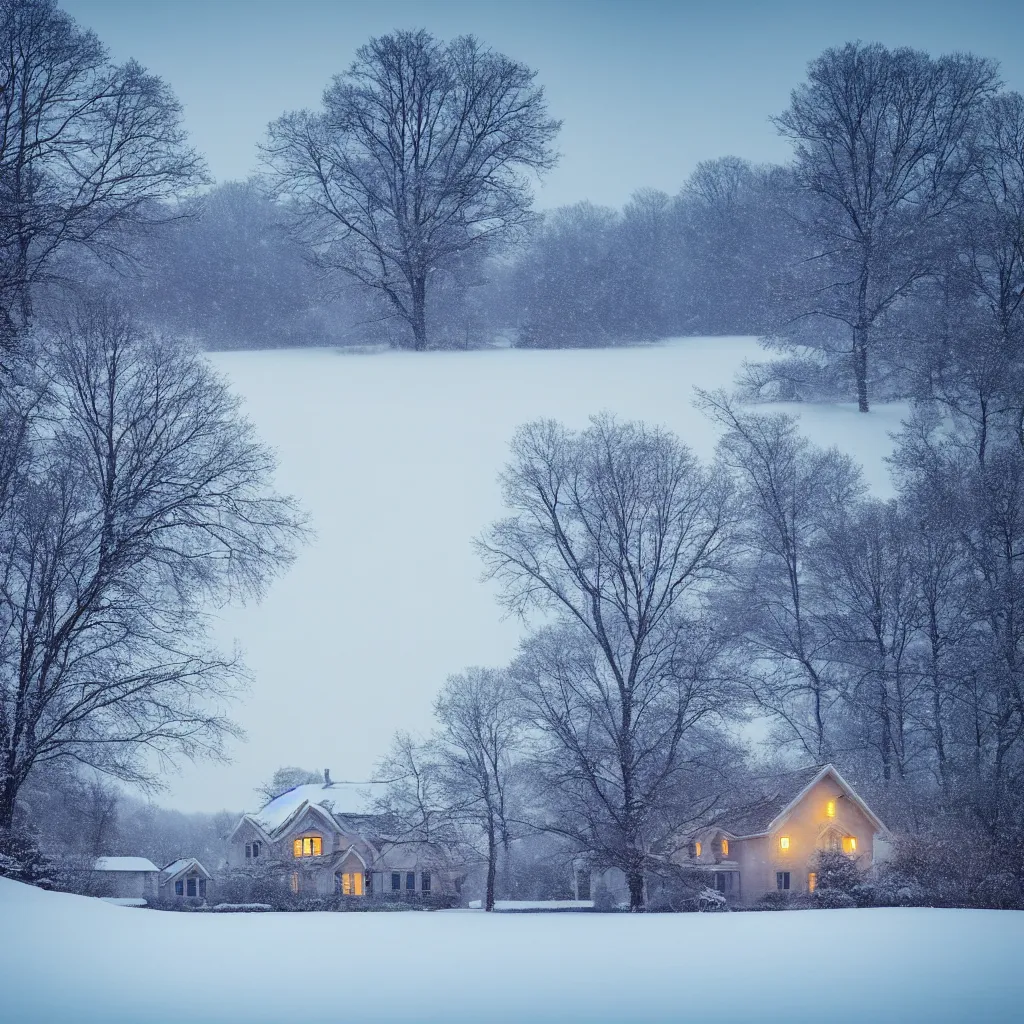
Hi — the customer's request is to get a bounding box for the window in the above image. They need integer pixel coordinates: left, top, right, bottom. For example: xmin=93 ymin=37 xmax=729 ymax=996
xmin=198 ymin=878 xmax=207 ymax=899
xmin=174 ymin=879 xmax=183 ymax=896
xmin=252 ymin=841 xmax=260 ymax=859
xmin=186 ymin=877 xmax=196 ymax=897
xmin=421 ymin=871 xmax=431 ymax=893
xmin=776 ymin=871 xmax=790 ymax=891
xmin=694 ymin=841 xmax=702 ymax=857
xmin=391 ymin=872 xmax=401 ymax=891
xmin=290 ymin=872 xmax=299 ymax=894
xmin=338 ymin=871 xmax=364 ymax=896
xmin=405 ymin=871 xmax=415 ymax=891
xmin=245 ymin=843 xmax=251 ymax=859
xmin=842 ymin=836 xmax=858 ymax=854
xmin=293 ymin=835 xmax=322 ymax=858
xmin=808 ymin=872 xmax=817 ymax=893
xmin=826 ymin=799 xmax=836 ymax=818
xmin=720 ymin=838 xmax=729 ymax=857
xmin=779 ymin=836 xmax=790 ymax=851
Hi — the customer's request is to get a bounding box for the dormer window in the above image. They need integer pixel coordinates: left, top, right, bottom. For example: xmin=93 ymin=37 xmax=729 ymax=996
xmin=293 ymin=835 xmax=323 ymax=858
xmin=720 ymin=838 xmax=729 ymax=857
xmin=694 ymin=841 xmax=702 ymax=858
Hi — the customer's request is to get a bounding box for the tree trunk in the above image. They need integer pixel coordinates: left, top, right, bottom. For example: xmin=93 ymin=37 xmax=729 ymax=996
xmin=853 ymin=327 xmax=869 ymax=413
xmin=484 ymin=810 xmax=497 ymax=912
xmin=411 ymin=274 xmax=428 ymax=351
xmin=626 ymin=861 xmax=645 ymax=913
xmin=0 ymin=774 xmax=18 ymax=832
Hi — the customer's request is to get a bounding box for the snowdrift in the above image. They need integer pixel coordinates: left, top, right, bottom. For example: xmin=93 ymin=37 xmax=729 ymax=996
xmin=1 ymin=877 xmax=1021 ymax=1022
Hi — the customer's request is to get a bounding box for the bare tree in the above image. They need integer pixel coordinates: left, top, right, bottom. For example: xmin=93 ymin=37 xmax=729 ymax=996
xmin=0 ymin=0 xmax=206 ymax=363
xmin=478 ymin=415 xmax=739 ymax=910
xmin=775 ymin=43 xmax=998 ymax=411
xmin=701 ymin=392 xmax=864 ymax=761
xmin=432 ymin=667 xmax=520 ymax=911
xmin=0 ymin=299 xmax=307 ymax=830
xmin=262 ymin=29 xmax=560 ymax=351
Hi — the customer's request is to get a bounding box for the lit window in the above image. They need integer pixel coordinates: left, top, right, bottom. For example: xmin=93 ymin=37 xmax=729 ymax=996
xmin=720 ymin=839 xmax=729 ymax=856
xmin=293 ymin=835 xmax=323 ymax=858
xmin=826 ymin=800 xmax=836 ymax=818
xmin=391 ymin=872 xmax=401 ymax=891
xmin=808 ymin=872 xmax=817 ymax=893
xmin=290 ymin=872 xmax=299 ymax=894
xmin=421 ymin=871 xmax=431 ymax=893
xmin=338 ymin=872 xmax=364 ymax=896
xmin=779 ymin=836 xmax=790 ymax=851
xmin=776 ymin=871 xmax=790 ymax=890
xmin=842 ymin=836 xmax=857 ymax=854
xmin=694 ymin=841 xmax=702 ymax=858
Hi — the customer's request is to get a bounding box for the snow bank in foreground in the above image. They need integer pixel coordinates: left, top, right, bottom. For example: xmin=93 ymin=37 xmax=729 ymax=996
xmin=167 ymin=338 xmax=906 ymax=814
xmin=2 ymin=878 xmax=1020 ymax=1023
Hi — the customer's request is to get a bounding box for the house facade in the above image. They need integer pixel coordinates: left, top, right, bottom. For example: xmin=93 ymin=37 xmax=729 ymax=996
xmin=586 ymin=764 xmax=891 ymax=907
xmin=160 ymin=858 xmax=214 ymax=902
xmin=227 ymin=774 xmax=459 ymax=901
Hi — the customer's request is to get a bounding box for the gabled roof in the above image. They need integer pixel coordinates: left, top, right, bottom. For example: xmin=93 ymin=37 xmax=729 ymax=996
xmin=93 ymin=857 xmax=159 ymax=873
xmin=715 ymin=764 xmax=890 ymax=839
xmin=161 ymin=858 xmax=213 ymax=883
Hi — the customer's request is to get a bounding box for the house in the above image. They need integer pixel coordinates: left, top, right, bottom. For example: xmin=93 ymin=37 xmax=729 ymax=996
xmin=585 ymin=764 xmax=892 ymax=907
xmin=227 ymin=771 xmax=459 ymax=901
xmin=91 ymin=857 xmax=160 ymax=902
xmin=160 ymin=858 xmax=214 ymax=902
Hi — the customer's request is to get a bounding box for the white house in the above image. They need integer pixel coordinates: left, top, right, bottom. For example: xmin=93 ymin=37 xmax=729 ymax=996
xmin=228 ymin=772 xmax=460 ymax=900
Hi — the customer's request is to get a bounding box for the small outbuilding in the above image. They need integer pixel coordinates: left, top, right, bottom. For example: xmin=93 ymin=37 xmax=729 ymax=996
xmin=160 ymin=858 xmax=214 ymax=901
xmin=92 ymin=857 xmax=160 ymax=901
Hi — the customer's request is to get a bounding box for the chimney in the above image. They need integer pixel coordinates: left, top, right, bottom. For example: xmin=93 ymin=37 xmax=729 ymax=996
xmin=324 ymin=768 xmax=331 ymax=787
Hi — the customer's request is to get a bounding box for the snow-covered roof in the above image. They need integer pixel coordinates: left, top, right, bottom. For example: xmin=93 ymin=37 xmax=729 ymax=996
xmin=93 ymin=857 xmax=159 ymax=873
xmin=162 ymin=858 xmax=212 ymax=882
xmin=250 ymin=782 xmax=385 ymax=835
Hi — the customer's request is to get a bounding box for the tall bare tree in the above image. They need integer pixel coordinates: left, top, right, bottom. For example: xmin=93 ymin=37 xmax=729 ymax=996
xmin=262 ymin=29 xmax=560 ymax=351
xmin=479 ymin=415 xmax=739 ymax=910
xmin=0 ymin=0 xmax=206 ymax=364
xmin=775 ymin=43 xmax=998 ymax=411
xmin=0 ymin=300 xmax=307 ymax=831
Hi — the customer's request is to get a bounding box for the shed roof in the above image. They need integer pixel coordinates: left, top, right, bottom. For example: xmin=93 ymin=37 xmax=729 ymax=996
xmin=93 ymin=857 xmax=159 ymax=873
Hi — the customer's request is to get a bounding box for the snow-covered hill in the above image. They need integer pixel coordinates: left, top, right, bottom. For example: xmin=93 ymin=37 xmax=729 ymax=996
xmin=1 ymin=877 xmax=1020 ymax=1022
xmin=170 ymin=338 xmax=907 ymax=813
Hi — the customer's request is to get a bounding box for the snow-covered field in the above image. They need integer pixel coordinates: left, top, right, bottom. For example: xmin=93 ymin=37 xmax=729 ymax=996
xmin=1 ymin=878 xmax=1020 ymax=1022
xmin=165 ymin=338 xmax=906 ymax=812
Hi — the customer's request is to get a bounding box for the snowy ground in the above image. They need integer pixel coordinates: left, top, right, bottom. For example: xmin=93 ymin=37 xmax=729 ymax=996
xmin=1 ymin=878 xmax=1020 ymax=1022
xmin=162 ymin=338 xmax=907 ymax=812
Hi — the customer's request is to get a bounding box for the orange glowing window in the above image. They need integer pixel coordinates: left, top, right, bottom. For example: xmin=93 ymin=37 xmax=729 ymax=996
xmin=808 ymin=872 xmax=817 ymax=893
xmin=721 ymin=839 xmax=729 ymax=856
xmin=842 ymin=836 xmax=857 ymax=854
xmin=779 ymin=836 xmax=790 ymax=851
xmin=339 ymin=872 xmax=364 ymax=896
xmin=694 ymin=841 xmax=702 ymax=857
xmin=293 ymin=835 xmax=322 ymax=858
xmin=826 ymin=800 xmax=836 ymax=818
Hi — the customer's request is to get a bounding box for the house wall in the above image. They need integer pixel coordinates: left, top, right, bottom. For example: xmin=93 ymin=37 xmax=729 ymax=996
xmin=93 ymin=871 xmax=157 ymax=899
xmin=731 ymin=776 xmax=880 ymax=903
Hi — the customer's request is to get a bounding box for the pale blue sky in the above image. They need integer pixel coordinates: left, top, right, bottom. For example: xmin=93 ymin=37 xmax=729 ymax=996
xmin=62 ymin=0 xmax=1024 ymax=209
